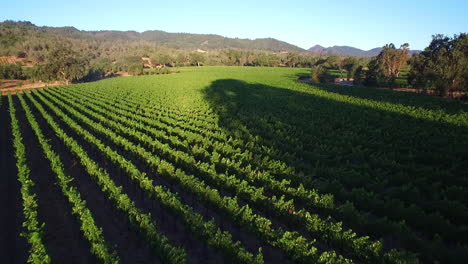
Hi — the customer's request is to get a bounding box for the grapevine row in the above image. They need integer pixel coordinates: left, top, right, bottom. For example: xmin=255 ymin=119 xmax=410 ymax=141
xmin=32 ymin=89 xmax=350 ymax=263
xmin=25 ymin=91 xmax=264 ymax=264
xmin=56 ymin=84 xmax=465 ymax=261
xmin=54 ymin=86 xmax=466 ymax=250
xmin=52 ymin=87 xmax=334 ymax=210
xmin=16 ymin=92 xmax=120 ymax=264
xmin=8 ymin=94 xmax=50 ymax=264
xmin=42 ymin=87 xmax=414 ymax=263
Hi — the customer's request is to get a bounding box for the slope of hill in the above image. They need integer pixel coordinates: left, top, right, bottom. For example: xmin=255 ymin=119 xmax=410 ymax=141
xmin=137 ymin=30 xmax=304 ymax=51
xmin=0 ymin=21 xmax=304 ymax=52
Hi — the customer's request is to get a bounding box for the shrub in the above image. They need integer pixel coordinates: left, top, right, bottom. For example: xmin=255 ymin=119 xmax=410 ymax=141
xmin=0 ymin=63 xmax=26 ymax=79
xmin=310 ymin=65 xmax=326 ymax=83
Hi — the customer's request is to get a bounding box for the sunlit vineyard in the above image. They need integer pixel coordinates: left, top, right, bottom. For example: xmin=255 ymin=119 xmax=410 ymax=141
xmin=1 ymin=66 xmax=467 ymax=264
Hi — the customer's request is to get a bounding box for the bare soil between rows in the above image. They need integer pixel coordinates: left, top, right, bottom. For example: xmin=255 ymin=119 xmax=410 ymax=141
xmin=14 ymin=96 xmax=98 ymax=264
xmin=0 ymin=97 xmax=27 ymax=264
xmin=36 ymin=89 xmax=292 ymax=264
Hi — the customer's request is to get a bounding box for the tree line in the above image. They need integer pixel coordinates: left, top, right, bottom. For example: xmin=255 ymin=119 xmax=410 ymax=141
xmin=0 ymin=43 xmax=320 ymax=84
xmin=310 ymin=34 xmax=467 ymax=97
xmin=0 ymin=21 xmax=322 ymax=83
xmin=1 ymin=21 xmax=466 ymax=96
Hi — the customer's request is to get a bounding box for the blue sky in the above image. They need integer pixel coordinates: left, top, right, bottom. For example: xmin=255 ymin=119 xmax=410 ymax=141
xmin=2 ymin=0 xmax=467 ymax=50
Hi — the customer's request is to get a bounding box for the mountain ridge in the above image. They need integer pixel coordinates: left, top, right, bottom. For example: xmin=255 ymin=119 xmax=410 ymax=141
xmin=1 ymin=21 xmax=421 ymax=56
xmin=308 ymin=45 xmax=421 ymax=57
xmin=0 ymin=21 xmax=305 ymax=52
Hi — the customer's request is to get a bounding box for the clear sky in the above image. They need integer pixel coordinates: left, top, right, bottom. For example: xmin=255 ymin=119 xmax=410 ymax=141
xmin=2 ymin=0 xmax=467 ymax=50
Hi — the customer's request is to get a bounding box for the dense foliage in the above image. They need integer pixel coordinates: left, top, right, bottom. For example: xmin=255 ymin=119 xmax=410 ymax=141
xmin=0 ymin=63 xmax=25 ymax=79
xmin=8 ymin=94 xmax=50 ymax=263
xmin=364 ymin=44 xmax=410 ymax=87
xmin=408 ymin=34 xmax=468 ymax=96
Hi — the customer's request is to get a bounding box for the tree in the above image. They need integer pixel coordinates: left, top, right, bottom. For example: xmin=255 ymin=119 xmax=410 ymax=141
xmin=224 ymin=50 xmax=243 ymax=66
xmin=151 ymin=53 xmax=174 ymax=67
xmin=175 ymin=52 xmax=188 ymax=66
xmin=125 ymin=57 xmax=144 ymax=75
xmin=364 ymin=59 xmax=381 ymax=86
xmin=408 ymin=34 xmax=468 ymax=96
xmin=253 ymin=52 xmax=280 ymax=67
xmin=326 ymin=55 xmax=339 ymax=68
xmin=376 ymin=43 xmax=409 ymax=86
xmin=189 ymin=52 xmax=205 ymax=67
xmin=0 ymin=63 xmax=25 ymax=79
xmin=81 ymin=58 xmax=112 ymax=81
xmin=310 ymin=65 xmax=327 ymax=83
xmin=326 ymin=55 xmax=345 ymax=77
xmin=353 ymin=66 xmax=364 ymax=85
xmin=285 ymin=52 xmax=301 ymax=67
xmin=44 ymin=43 xmax=89 ymax=84
xmin=342 ymin=57 xmax=359 ymax=80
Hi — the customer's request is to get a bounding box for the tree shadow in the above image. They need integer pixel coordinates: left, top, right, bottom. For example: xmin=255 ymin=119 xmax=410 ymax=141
xmin=310 ymin=81 xmax=468 ymax=116
xmin=203 ymin=78 xmax=468 ymax=217
xmin=203 ymin=78 xmax=468 ymax=261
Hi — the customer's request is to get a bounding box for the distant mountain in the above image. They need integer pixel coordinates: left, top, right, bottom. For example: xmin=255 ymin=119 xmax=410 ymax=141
xmin=308 ymin=45 xmax=326 ymax=53
xmin=308 ymin=45 xmax=421 ymax=57
xmin=137 ymin=31 xmax=305 ymax=51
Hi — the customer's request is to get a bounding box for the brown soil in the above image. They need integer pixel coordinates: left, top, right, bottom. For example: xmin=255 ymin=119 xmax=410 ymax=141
xmin=0 ymin=56 xmax=34 ymax=67
xmin=35 ymin=91 xmax=230 ymax=263
xmin=39 ymin=90 xmax=290 ymax=263
xmin=22 ymin=93 xmax=163 ymax=263
xmin=377 ymin=87 xmax=436 ymax=93
xmin=14 ymin=96 xmax=98 ymax=263
xmin=112 ymin=72 xmax=131 ymax=77
xmin=1 ymin=80 xmax=66 ymax=95
xmin=0 ymin=97 xmax=28 ymax=264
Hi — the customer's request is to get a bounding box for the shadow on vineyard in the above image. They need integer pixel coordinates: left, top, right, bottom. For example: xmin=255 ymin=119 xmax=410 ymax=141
xmin=286 ymin=71 xmax=468 ymax=116
xmin=204 ymin=78 xmax=468 ymax=262
xmin=314 ymin=84 xmax=468 ymax=116
xmin=0 ymin=96 xmax=27 ymax=264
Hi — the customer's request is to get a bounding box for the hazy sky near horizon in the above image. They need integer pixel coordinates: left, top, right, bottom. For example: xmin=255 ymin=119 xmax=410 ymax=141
xmin=2 ymin=0 xmax=467 ymax=50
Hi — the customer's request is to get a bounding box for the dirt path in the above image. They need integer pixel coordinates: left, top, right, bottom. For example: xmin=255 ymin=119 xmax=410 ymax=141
xmin=1 ymin=80 xmax=65 ymax=95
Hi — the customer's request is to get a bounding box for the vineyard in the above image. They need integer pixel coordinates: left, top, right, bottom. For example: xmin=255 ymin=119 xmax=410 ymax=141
xmin=1 ymin=66 xmax=467 ymax=264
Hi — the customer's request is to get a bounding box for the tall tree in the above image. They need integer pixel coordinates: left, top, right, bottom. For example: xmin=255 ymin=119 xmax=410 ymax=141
xmin=43 ymin=43 xmax=89 ymax=84
xmin=189 ymin=52 xmax=205 ymax=67
xmin=377 ymin=43 xmax=410 ymax=85
xmin=364 ymin=43 xmax=409 ymax=87
xmin=409 ymin=34 xmax=468 ymax=96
